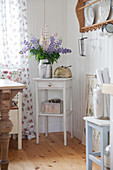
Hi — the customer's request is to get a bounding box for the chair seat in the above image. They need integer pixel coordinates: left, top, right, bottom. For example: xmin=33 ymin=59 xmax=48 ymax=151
xmin=83 ymin=116 xmax=110 ymax=127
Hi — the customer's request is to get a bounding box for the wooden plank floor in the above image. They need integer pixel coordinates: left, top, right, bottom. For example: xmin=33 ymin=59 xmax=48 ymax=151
xmin=7 ymin=132 xmax=101 ymax=170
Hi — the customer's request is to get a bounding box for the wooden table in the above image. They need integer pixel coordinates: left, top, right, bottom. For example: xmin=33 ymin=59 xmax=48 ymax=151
xmin=0 ymin=79 xmax=25 ymax=170
xmin=102 ymin=83 xmax=113 ymax=170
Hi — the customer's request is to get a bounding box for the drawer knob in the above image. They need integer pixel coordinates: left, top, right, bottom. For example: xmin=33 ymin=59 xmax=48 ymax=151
xmin=48 ymin=83 xmax=52 ymax=87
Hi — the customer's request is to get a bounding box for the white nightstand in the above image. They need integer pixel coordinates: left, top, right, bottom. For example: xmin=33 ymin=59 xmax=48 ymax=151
xmin=33 ymin=78 xmax=73 ymax=146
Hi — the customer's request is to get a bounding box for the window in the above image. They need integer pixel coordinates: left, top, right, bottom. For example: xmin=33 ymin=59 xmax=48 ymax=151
xmin=0 ymin=0 xmax=28 ymax=69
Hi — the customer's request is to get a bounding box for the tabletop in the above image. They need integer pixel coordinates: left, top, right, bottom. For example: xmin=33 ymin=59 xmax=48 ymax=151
xmin=0 ymin=79 xmax=26 ymax=90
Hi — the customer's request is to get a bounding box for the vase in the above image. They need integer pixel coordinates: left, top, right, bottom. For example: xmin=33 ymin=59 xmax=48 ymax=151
xmin=38 ymin=59 xmax=52 ymax=78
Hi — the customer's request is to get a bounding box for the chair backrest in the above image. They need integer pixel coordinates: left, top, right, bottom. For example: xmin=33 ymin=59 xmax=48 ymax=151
xmin=85 ymin=74 xmax=97 ymax=117
xmin=82 ymin=74 xmax=101 ymax=151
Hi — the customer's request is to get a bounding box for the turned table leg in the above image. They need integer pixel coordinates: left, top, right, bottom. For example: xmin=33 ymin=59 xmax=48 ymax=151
xmin=0 ymin=134 xmax=11 ymax=170
xmin=0 ymin=90 xmax=13 ymax=170
xmin=0 ymin=79 xmax=25 ymax=170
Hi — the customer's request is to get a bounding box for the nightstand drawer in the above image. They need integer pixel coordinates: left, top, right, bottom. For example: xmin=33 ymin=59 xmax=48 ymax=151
xmin=38 ymin=81 xmax=63 ymax=88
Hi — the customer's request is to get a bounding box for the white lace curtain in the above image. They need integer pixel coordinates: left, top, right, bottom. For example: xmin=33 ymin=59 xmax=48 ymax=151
xmin=0 ymin=0 xmax=35 ymax=139
xmin=0 ymin=0 xmax=28 ymax=68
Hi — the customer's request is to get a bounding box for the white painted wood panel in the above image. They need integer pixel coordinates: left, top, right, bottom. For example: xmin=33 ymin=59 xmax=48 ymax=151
xmin=27 ymin=0 xmax=45 ymax=129
xmin=66 ymin=0 xmax=87 ymax=140
xmin=66 ymin=0 xmax=113 ymax=141
xmin=27 ymin=0 xmax=113 ymax=143
xmin=27 ymin=0 xmax=68 ymax=135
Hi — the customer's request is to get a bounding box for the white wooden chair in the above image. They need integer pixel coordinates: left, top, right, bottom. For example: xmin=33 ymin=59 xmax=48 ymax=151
xmin=82 ymin=74 xmax=110 ymax=170
xmin=84 ymin=117 xmax=110 ymax=170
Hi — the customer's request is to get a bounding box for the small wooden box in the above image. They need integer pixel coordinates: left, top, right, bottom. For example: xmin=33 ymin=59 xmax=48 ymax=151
xmin=41 ymin=101 xmax=63 ymax=114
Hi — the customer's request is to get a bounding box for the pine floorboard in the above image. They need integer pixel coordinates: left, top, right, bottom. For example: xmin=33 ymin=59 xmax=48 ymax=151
xmin=5 ymin=132 xmax=101 ymax=170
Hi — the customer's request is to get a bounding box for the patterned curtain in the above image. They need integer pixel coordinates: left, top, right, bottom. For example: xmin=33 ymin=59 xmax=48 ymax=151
xmin=0 ymin=0 xmax=35 ymax=139
xmin=82 ymin=74 xmax=101 ymax=151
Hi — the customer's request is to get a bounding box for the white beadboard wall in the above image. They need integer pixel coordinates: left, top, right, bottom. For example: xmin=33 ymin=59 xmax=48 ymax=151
xmin=67 ymin=0 xmax=113 ymax=141
xmin=27 ymin=0 xmax=69 ymax=134
xmin=27 ymin=0 xmax=113 ymax=141
xmin=66 ymin=0 xmax=87 ymax=140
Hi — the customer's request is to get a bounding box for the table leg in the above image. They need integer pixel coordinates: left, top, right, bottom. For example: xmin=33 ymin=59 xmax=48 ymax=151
xmin=0 ymin=90 xmax=13 ymax=170
xmin=36 ymin=82 xmax=39 ymax=144
xmin=45 ymin=116 xmax=48 ymax=137
xmin=86 ymin=121 xmax=92 ymax=170
xmin=111 ymin=119 xmax=113 ymax=170
xmin=63 ymin=85 xmax=67 ymax=146
xmin=45 ymin=90 xmax=48 ymax=137
xmin=71 ymin=112 xmax=73 ymax=138
xmin=18 ymin=92 xmax=22 ymax=149
xmin=70 ymin=86 xmax=73 ymax=138
xmin=0 ymin=133 xmax=11 ymax=170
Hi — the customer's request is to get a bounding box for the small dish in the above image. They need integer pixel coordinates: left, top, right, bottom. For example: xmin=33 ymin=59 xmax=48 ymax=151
xmin=102 ymin=23 xmax=113 ymax=33
xmin=100 ymin=0 xmax=110 ymax=21
xmin=84 ymin=3 xmax=95 ymax=26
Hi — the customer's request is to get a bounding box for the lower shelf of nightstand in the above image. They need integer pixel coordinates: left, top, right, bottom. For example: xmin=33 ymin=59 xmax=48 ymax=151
xmin=39 ymin=110 xmax=72 ymax=117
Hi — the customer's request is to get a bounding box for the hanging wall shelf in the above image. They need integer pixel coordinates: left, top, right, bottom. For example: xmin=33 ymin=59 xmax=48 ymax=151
xmin=75 ymin=0 xmax=113 ymax=33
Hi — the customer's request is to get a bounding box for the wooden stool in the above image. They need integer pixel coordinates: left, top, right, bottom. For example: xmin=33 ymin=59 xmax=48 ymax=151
xmin=83 ymin=117 xmax=110 ymax=170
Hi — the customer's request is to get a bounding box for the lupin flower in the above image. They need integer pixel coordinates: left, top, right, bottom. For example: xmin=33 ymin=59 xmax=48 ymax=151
xmin=20 ymin=26 xmax=72 ymax=64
